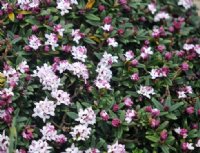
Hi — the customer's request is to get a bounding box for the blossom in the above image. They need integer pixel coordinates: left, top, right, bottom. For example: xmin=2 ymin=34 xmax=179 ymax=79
xmin=72 ymin=29 xmax=83 ymax=44
xmin=149 ymin=67 xmax=169 ymax=79
xmin=141 ymin=46 xmax=153 ymax=59
xmin=28 ymin=139 xmax=52 ymax=153
xmin=62 ymin=143 xmax=83 ymax=153
xmin=85 ymin=148 xmax=100 ymax=153
xmin=51 ymin=90 xmax=71 ymax=106
xmin=125 ymin=109 xmax=136 ymax=123
xmin=100 ymin=110 xmax=109 ymax=121
xmin=76 ymin=107 xmax=96 ymax=125
xmin=137 ymin=86 xmax=155 ymax=99
xmin=107 ymin=38 xmax=118 ymax=47
xmin=194 ymin=45 xmax=200 ymax=55
xmin=70 ymin=124 xmax=92 ymax=141
xmin=17 ymin=61 xmax=29 ymax=73
xmin=154 ymin=12 xmax=170 ymax=22
xmin=32 ymin=98 xmax=56 ymax=122
xmin=71 ymin=46 xmax=87 ymax=62
xmin=183 ymin=43 xmax=194 ymax=51
xmin=148 ymin=3 xmax=157 ymax=14
xmin=0 ymin=131 xmax=9 ymax=152
xmin=95 ymin=52 xmax=118 ymax=89
xmin=57 ymin=0 xmax=72 ymax=16
xmin=17 ymin=0 xmax=40 ymax=10
xmin=123 ymin=97 xmax=133 ymax=107
xmin=124 ymin=50 xmax=134 ymax=61
xmin=45 ymin=33 xmax=59 ymax=51
xmin=182 ymin=142 xmax=194 ymax=151
xmin=54 ymin=24 xmax=65 ymax=37
xmin=101 ymin=24 xmax=112 ymax=31
xmin=178 ymin=0 xmax=193 ymax=10
xmin=107 ymin=141 xmax=126 ymax=153
xmin=196 ymin=139 xmax=200 ymax=147
xmin=40 ymin=123 xmax=57 ymax=141
xmin=174 ymin=127 xmax=188 ymax=138
xmin=33 ymin=63 xmax=61 ymax=90
xmin=28 ymin=35 xmax=41 ymax=50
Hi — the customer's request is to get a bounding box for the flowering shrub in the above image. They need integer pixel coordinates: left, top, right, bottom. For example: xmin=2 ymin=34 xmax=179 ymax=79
xmin=0 ymin=0 xmax=200 ymax=152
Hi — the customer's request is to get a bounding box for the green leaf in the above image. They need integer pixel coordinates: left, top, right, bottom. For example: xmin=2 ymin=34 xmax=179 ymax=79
xmin=161 ymin=145 xmax=170 ymax=153
xmin=84 ymin=37 xmax=96 ymax=44
xmin=151 ymin=98 xmax=163 ymax=110
xmin=145 ymin=135 xmax=159 ymax=143
xmin=66 ymin=112 xmax=78 ymax=119
xmin=170 ymin=102 xmax=184 ymax=112
xmin=166 ymin=113 xmax=177 ymax=120
xmin=85 ymin=14 xmax=100 ymax=21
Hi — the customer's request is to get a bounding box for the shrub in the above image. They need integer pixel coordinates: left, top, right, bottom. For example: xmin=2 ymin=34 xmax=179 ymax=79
xmin=0 ymin=0 xmax=200 ymax=152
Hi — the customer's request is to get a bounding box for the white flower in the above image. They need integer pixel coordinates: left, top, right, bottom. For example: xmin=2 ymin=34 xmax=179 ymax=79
xmin=71 ymin=46 xmax=87 ymax=62
xmin=85 ymin=148 xmax=100 ymax=153
xmin=3 ymin=66 xmax=20 ymax=86
xmin=51 ymin=90 xmax=71 ymax=106
xmin=95 ymin=52 xmax=118 ymax=89
xmin=62 ymin=143 xmax=83 ymax=153
xmin=148 ymin=3 xmax=157 ymax=14
xmin=76 ymin=107 xmax=96 ymax=125
xmin=17 ymin=61 xmax=29 ymax=73
xmin=28 ymin=35 xmax=41 ymax=50
xmin=107 ymin=38 xmax=118 ymax=47
xmin=28 ymin=139 xmax=52 ymax=153
xmin=196 ymin=139 xmax=200 ymax=147
xmin=194 ymin=45 xmax=200 ymax=55
xmin=186 ymin=143 xmax=194 ymax=150
xmin=154 ymin=12 xmax=170 ymax=22
xmin=70 ymin=124 xmax=91 ymax=141
xmin=72 ymin=29 xmax=83 ymax=44
xmin=183 ymin=44 xmax=194 ymax=51
xmin=107 ymin=141 xmax=126 ymax=153
xmin=17 ymin=0 xmax=40 ymax=10
xmin=32 ymin=98 xmax=56 ymax=122
xmin=45 ymin=33 xmax=59 ymax=51
xmin=178 ymin=91 xmax=187 ymax=99
xmin=125 ymin=109 xmax=136 ymax=123
xmin=137 ymin=86 xmax=155 ymax=99
xmin=0 ymin=131 xmax=9 ymax=153
xmin=2 ymin=3 xmax=8 ymax=10
xmin=101 ymin=24 xmax=112 ymax=31
xmin=57 ymin=0 xmax=72 ymax=16
xmin=40 ymin=123 xmax=57 ymax=141
xmin=178 ymin=0 xmax=193 ymax=9
xmin=124 ymin=50 xmax=134 ymax=61
xmin=33 ymin=63 xmax=61 ymax=90
xmin=70 ymin=0 xmax=78 ymax=5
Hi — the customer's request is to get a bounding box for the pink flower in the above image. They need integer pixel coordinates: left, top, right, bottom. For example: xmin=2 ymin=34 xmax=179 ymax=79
xmin=181 ymin=62 xmax=189 ymax=71
xmin=22 ymin=126 xmax=34 ymax=140
xmin=150 ymin=119 xmax=160 ymax=128
xmin=103 ymin=16 xmax=112 ymax=24
xmin=123 ymin=97 xmax=133 ymax=107
xmin=113 ymin=104 xmax=119 ymax=112
xmin=160 ymin=130 xmax=168 ymax=141
xmin=186 ymin=106 xmax=194 ymax=115
xmin=131 ymin=73 xmax=139 ymax=81
xmin=131 ymin=59 xmax=138 ymax=67
xmin=112 ymin=118 xmax=121 ymax=127
xmin=100 ymin=110 xmax=109 ymax=121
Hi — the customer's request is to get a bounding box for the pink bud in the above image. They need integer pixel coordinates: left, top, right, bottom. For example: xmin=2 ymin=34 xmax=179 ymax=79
xmin=160 ymin=130 xmax=168 ymax=141
xmin=186 ymin=106 xmax=194 ymax=115
xmin=98 ymin=5 xmax=105 ymax=11
xmin=100 ymin=110 xmax=109 ymax=121
xmin=131 ymin=59 xmax=138 ymax=67
xmin=113 ymin=104 xmax=119 ymax=112
xmin=123 ymin=97 xmax=133 ymax=107
xmin=181 ymin=62 xmax=189 ymax=71
xmin=131 ymin=73 xmax=140 ymax=81
xmin=165 ymin=52 xmax=172 ymax=60
xmin=112 ymin=118 xmax=121 ymax=127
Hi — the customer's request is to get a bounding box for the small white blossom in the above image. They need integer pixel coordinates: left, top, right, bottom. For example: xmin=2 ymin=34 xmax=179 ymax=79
xmin=124 ymin=50 xmax=134 ymax=61
xmin=183 ymin=44 xmax=194 ymax=51
xmin=57 ymin=0 xmax=72 ymax=16
xmin=107 ymin=141 xmax=126 ymax=153
xmin=72 ymin=29 xmax=83 ymax=44
xmin=62 ymin=143 xmax=83 ymax=153
xmin=71 ymin=46 xmax=87 ymax=62
xmin=28 ymin=139 xmax=52 ymax=153
xmin=28 ymin=35 xmax=41 ymax=50
xmin=196 ymin=139 xmax=200 ymax=147
xmin=70 ymin=124 xmax=91 ymax=141
xmin=76 ymin=107 xmax=96 ymax=125
xmin=137 ymin=86 xmax=155 ymax=99
xmin=51 ymin=90 xmax=71 ymax=106
xmin=154 ymin=12 xmax=170 ymax=22
xmin=107 ymin=38 xmax=118 ymax=47
xmin=45 ymin=33 xmax=59 ymax=51
xmin=178 ymin=0 xmax=193 ymax=9
xmin=0 ymin=131 xmax=9 ymax=153
xmin=125 ymin=109 xmax=136 ymax=123
xmin=85 ymin=148 xmax=100 ymax=153
xmin=40 ymin=123 xmax=57 ymax=141
xmin=148 ymin=3 xmax=157 ymax=14
xmin=17 ymin=61 xmax=29 ymax=73
xmin=32 ymin=98 xmax=56 ymax=122
xmin=101 ymin=24 xmax=112 ymax=31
